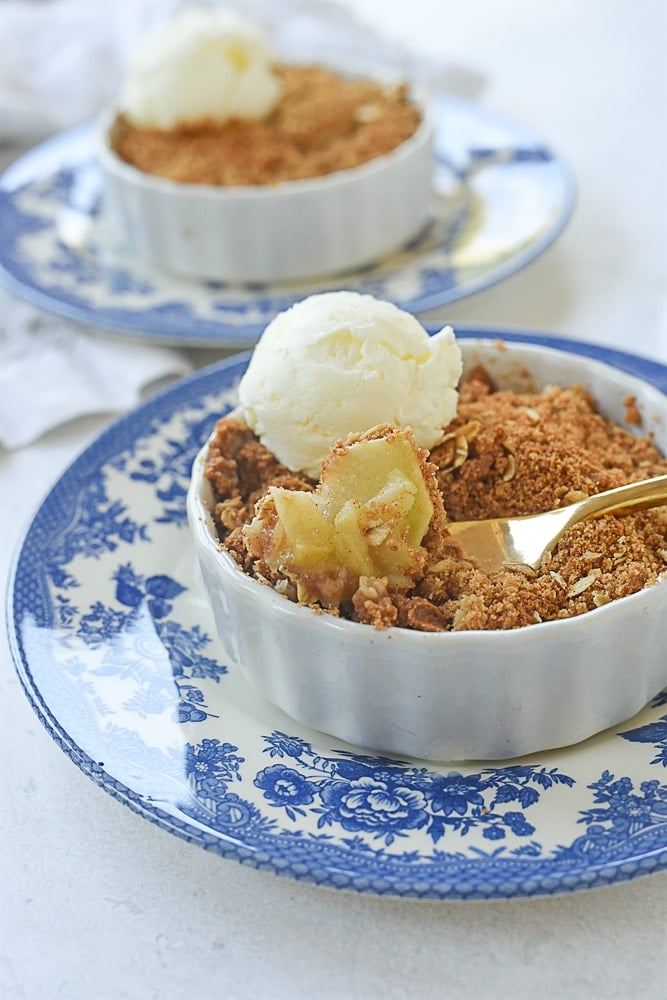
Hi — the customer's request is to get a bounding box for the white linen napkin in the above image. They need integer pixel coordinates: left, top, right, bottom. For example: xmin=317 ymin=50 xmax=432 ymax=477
xmin=0 ymin=289 xmax=190 ymax=449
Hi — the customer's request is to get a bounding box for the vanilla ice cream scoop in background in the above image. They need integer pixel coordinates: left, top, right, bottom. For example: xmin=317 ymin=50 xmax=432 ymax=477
xmin=120 ymin=6 xmax=281 ymax=129
xmin=236 ymin=292 xmax=463 ymax=478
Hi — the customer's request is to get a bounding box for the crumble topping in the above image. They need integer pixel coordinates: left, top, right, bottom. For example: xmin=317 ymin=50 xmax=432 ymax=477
xmin=204 ymin=370 xmax=667 ymax=631
xmin=112 ymin=64 xmax=422 ymax=186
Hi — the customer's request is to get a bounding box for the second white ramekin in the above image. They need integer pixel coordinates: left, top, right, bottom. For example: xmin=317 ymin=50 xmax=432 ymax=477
xmin=98 ymin=92 xmax=434 ymax=284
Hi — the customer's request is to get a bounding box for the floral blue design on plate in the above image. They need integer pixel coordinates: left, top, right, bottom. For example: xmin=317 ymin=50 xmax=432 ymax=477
xmin=8 ymin=331 xmax=667 ymax=900
xmin=0 ymin=97 xmax=574 ymax=348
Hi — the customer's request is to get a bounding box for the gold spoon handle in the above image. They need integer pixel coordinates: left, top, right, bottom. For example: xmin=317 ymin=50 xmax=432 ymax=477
xmin=447 ymin=473 xmax=667 ymax=572
xmin=532 ymin=473 xmax=667 ymax=568
xmin=565 ymin=473 xmax=667 ymax=526
xmin=503 ymin=473 xmax=667 ymax=571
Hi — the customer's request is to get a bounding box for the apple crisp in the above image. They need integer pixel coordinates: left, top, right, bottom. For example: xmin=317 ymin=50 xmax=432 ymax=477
xmin=112 ymin=65 xmax=422 ymax=187
xmin=204 ymin=368 xmax=667 ymax=631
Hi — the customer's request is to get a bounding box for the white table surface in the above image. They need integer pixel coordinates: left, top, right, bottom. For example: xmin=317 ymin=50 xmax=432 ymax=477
xmin=2 ymin=1 xmax=666 ymax=997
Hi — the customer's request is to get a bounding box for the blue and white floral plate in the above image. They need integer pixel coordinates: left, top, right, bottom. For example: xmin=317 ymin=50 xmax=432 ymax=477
xmin=0 ymin=97 xmax=574 ymax=348
xmin=9 ymin=330 xmax=667 ymax=900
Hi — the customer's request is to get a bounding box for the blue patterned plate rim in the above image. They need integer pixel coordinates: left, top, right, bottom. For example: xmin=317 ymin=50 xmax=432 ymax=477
xmin=0 ymin=95 xmax=575 ymax=347
xmin=7 ymin=329 xmax=667 ymax=900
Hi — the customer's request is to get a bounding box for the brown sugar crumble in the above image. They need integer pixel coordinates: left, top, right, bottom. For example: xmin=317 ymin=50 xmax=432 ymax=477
xmin=204 ymin=369 xmax=667 ymax=632
xmin=112 ymin=64 xmax=422 ymax=187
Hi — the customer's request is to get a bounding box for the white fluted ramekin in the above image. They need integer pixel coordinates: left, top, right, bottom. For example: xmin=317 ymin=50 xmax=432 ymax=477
xmin=97 ymin=92 xmax=433 ymax=284
xmin=187 ymin=340 xmax=667 ymax=761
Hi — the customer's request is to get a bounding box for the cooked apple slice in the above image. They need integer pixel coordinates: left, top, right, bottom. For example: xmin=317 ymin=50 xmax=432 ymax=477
xmin=243 ymin=423 xmax=441 ymax=606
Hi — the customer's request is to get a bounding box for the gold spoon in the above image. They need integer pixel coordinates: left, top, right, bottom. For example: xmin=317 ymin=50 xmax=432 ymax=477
xmin=445 ymin=473 xmax=667 ymax=573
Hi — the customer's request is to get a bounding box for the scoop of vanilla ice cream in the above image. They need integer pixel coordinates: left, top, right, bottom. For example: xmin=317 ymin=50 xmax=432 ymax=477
xmin=121 ymin=7 xmax=281 ymax=129
xmin=236 ymin=291 xmax=463 ymax=478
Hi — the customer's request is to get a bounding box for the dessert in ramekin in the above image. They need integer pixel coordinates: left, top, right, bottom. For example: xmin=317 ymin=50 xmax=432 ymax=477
xmin=99 ymin=7 xmax=434 ymax=283
xmin=187 ymin=292 xmax=667 ymax=761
